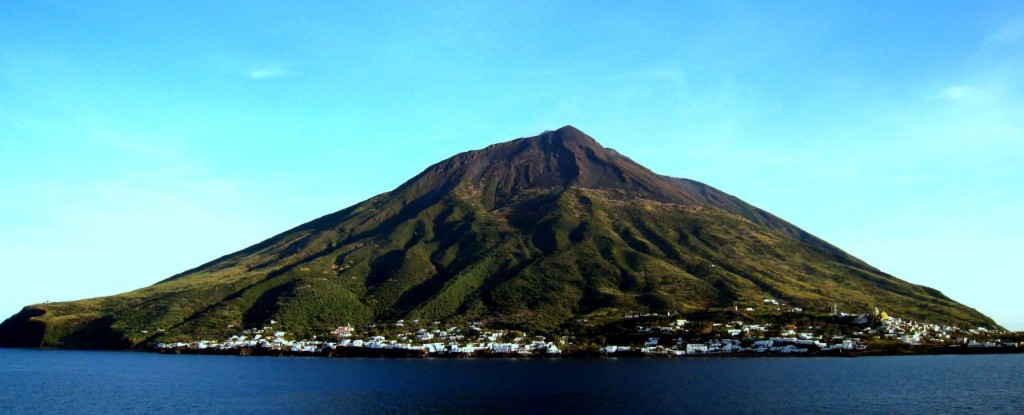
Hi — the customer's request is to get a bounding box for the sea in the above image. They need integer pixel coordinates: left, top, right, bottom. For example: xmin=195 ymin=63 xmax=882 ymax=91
xmin=0 ymin=349 xmax=1021 ymax=414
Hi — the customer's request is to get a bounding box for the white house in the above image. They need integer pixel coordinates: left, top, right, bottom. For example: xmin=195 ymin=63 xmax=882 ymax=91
xmin=685 ymin=343 xmax=708 ymax=354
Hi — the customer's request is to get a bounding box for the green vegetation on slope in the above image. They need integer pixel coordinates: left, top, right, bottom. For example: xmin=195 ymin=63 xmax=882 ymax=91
xmin=0 ymin=126 xmax=996 ymax=348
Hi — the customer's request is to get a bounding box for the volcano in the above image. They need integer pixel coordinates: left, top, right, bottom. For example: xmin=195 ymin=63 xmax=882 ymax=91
xmin=0 ymin=126 xmax=994 ymax=348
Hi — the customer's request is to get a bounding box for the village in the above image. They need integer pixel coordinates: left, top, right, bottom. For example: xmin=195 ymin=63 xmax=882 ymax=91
xmin=153 ymin=300 xmax=1021 ymax=358
xmin=154 ymin=319 xmax=564 ymax=357
xmin=597 ymin=300 xmax=1021 ymax=356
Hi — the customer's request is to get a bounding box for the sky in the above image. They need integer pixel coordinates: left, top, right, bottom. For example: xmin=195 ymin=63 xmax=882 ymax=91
xmin=1 ymin=1 xmax=1022 ymax=330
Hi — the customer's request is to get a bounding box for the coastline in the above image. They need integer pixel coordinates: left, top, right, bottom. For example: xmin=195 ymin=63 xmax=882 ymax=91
xmin=145 ymin=344 xmax=1024 ymax=359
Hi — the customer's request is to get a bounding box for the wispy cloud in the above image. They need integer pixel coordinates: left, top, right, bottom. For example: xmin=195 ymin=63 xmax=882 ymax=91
xmin=984 ymin=16 xmax=1024 ymax=46
xmin=939 ymin=85 xmax=974 ymax=101
xmin=605 ymin=64 xmax=687 ymax=83
xmin=246 ymin=65 xmax=292 ymax=80
xmin=92 ymin=133 xmax=184 ymax=160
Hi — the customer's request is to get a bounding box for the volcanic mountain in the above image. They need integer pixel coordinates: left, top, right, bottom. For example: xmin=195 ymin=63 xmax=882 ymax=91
xmin=0 ymin=126 xmax=995 ymax=348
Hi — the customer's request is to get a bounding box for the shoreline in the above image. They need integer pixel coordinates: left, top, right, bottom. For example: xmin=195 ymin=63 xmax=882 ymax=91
xmin=141 ymin=345 xmax=1024 ymax=359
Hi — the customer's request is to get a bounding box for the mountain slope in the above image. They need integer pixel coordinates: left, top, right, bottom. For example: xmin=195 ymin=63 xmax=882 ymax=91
xmin=0 ymin=126 xmax=996 ymax=348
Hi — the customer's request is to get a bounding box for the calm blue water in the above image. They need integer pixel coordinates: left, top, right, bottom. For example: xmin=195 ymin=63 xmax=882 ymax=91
xmin=0 ymin=349 xmax=1021 ymax=414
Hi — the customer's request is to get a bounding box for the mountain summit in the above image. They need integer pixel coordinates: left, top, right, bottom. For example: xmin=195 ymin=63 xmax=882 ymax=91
xmin=0 ymin=127 xmax=995 ymax=348
xmin=408 ymin=125 xmax=690 ymax=205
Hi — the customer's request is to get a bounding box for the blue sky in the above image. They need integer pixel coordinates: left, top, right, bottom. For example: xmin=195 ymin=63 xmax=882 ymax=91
xmin=2 ymin=1 xmax=1022 ymax=329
